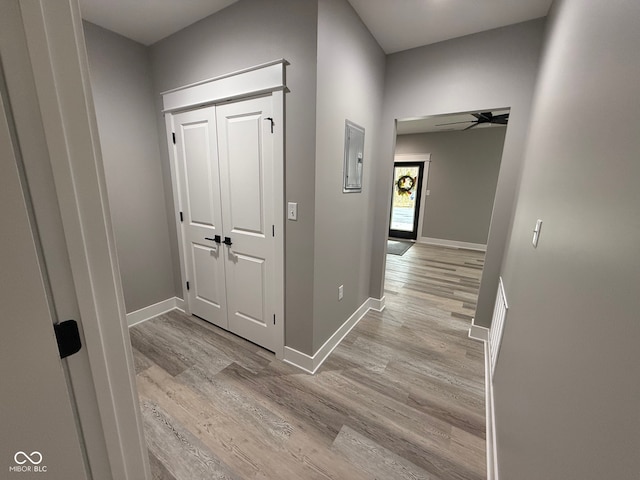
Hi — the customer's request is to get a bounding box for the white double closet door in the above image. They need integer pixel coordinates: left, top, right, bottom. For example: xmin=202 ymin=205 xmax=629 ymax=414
xmin=174 ymin=95 xmax=277 ymax=352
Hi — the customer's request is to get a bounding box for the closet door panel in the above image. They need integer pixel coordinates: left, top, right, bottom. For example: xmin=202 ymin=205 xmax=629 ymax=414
xmin=216 ymin=96 xmax=277 ymax=352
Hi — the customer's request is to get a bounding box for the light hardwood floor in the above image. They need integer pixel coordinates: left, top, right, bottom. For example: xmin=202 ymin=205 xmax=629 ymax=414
xmin=130 ymin=243 xmax=486 ymax=480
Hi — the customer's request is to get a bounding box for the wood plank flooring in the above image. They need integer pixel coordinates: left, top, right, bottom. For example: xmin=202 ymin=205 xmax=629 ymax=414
xmin=130 ymin=243 xmax=486 ymax=480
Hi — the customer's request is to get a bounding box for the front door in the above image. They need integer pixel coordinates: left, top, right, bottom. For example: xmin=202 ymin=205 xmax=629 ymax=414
xmin=389 ymin=162 xmax=425 ymax=240
xmin=174 ymin=96 xmax=277 ymax=352
xmin=0 ymin=90 xmax=88 ymax=479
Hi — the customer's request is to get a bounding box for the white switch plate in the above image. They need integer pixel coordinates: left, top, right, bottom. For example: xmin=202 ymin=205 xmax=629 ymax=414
xmin=532 ymin=219 xmax=543 ymax=247
xmin=426 ymin=189 xmax=431 ymax=196
xmin=338 ymin=285 xmax=344 ymax=300
xmin=287 ymin=202 xmax=298 ymax=221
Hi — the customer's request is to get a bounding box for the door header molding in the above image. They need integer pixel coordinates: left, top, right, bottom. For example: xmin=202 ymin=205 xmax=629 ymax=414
xmin=162 ymin=59 xmax=288 ymax=113
xmin=394 ymin=153 xmax=432 ymax=163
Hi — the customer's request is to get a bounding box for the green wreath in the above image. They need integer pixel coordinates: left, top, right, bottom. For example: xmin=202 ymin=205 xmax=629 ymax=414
xmin=396 ymin=175 xmax=415 ymax=195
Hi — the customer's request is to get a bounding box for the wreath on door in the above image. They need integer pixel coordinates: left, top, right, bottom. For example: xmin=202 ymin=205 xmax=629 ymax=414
xmin=396 ymin=175 xmax=416 ymax=195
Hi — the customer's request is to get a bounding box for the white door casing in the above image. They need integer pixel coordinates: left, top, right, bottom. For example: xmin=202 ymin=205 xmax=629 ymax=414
xmin=164 ymin=61 xmax=286 ymax=357
xmin=9 ymin=1 xmax=150 ymax=479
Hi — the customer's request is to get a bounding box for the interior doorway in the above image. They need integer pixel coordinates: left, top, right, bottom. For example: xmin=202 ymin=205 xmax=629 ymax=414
xmin=392 ymin=109 xmax=509 ymax=252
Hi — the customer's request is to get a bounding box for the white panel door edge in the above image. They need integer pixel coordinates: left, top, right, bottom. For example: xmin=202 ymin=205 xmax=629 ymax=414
xmin=174 ymin=107 xmax=228 ymax=329
xmin=0 ymin=67 xmax=88 ymax=480
xmin=217 ymin=95 xmax=277 ymax=352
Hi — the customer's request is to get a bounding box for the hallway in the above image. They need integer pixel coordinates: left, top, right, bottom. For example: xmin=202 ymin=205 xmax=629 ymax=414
xmin=130 ymin=244 xmax=486 ymax=479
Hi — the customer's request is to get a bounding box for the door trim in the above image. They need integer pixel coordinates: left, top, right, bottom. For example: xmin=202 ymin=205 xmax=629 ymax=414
xmin=20 ymin=1 xmax=150 ymax=478
xmin=163 ymin=65 xmax=286 ymax=359
xmin=162 ymin=59 xmax=288 ymax=113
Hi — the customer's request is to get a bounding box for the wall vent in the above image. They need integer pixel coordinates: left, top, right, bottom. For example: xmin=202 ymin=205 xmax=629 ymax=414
xmin=489 ymin=277 xmax=508 ymax=378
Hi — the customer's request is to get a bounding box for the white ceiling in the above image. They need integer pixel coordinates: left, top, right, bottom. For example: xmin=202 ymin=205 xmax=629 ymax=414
xmin=79 ymin=0 xmax=552 ymax=51
xmin=348 ymin=0 xmax=553 ymax=54
xmin=79 ymin=0 xmax=239 ymax=46
xmin=397 ymin=110 xmax=510 ymax=135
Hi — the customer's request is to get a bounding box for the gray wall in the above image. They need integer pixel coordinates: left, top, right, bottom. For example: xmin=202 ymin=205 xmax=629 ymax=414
xmin=396 ymin=127 xmax=506 ymax=245
xmin=494 ymin=1 xmax=640 ymax=478
xmin=372 ymin=19 xmax=546 ymax=327
xmin=84 ymin=22 xmax=175 ymax=313
xmin=149 ymin=0 xmax=319 ymax=354
xmin=313 ymin=0 xmax=386 ymax=351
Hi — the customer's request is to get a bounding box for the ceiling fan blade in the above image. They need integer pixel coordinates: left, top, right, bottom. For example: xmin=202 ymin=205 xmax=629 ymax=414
xmin=475 ymin=112 xmax=493 ymax=121
xmin=464 ymin=123 xmax=478 ymax=131
xmin=435 ymin=120 xmax=476 ymax=126
xmin=491 ymin=114 xmax=509 ymax=124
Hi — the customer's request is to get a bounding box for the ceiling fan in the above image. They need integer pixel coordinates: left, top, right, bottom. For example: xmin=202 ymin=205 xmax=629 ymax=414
xmin=436 ymin=111 xmax=509 ymax=130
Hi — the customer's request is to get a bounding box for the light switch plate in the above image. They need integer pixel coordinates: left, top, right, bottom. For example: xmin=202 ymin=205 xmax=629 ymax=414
xmin=287 ymin=202 xmax=298 ymax=221
xmin=338 ymin=285 xmax=344 ymax=300
xmin=532 ymin=219 xmax=543 ymax=247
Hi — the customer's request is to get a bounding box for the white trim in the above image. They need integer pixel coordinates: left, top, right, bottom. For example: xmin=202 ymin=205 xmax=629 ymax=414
xmin=175 ymin=297 xmax=186 ymax=312
xmin=282 ymin=346 xmax=315 ymax=374
xmin=284 ymin=297 xmax=385 ymax=374
xmin=418 ymin=236 xmax=487 ymax=252
xmin=394 ymin=154 xmax=431 ymax=162
xmin=126 ymin=297 xmax=183 ymax=327
xmin=272 ymin=90 xmax=286 ymax=359
xmin=489 ymin=277 xmax=508 ymax=377
xmin=468 ymin=319 xmax=489 ymax=342
xmin=162 ymin=60 xmax=287 ymax=113
xmin=369 ymin=295 xmax=386 ymax=312
xmin=164 ymin=113 xmax=190 ymax=313
xmin=163 ymin=65 xmax=286 ymax=359
xmin=484 ymin=339 xmax=499 ymax=480
xmin=20 ymin=2 xmax=149 ymax=478
xmin=468 ymin=321 xmax=499 ymax=480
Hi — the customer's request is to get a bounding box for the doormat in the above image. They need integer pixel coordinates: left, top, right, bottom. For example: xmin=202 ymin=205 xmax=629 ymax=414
xmin=387 ymin=240 xmax=413 ymax=256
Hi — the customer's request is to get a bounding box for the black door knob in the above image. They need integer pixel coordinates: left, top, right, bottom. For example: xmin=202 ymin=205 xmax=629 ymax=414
xmin=223 ymin=236 xmax=233 ymax=246
xmin=205 ymin=235 xmax=221 ymax=244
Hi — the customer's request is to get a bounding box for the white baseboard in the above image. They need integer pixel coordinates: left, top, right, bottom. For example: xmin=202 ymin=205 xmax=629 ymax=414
xmin=468 ymin=318 xmax=489 ymax=342
xmin=370 ymin=295 xmax=386 ymax=312
xmin=174 ymin=297 xmax=185 ymax=312
xmin=418 ymin=236 xmax=487 ymax=252
xmin=282 ymin=345 xmax=315 ymax=374
xmin=469 ymin=317 xmax=498 ymax=480
xmin=126 ymin=297 xmax=183 ymax=327
xmin=484 ymin=339 xmax=499 ymax=480
xmin=284 ymin=296 xmax=385 ymax=374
